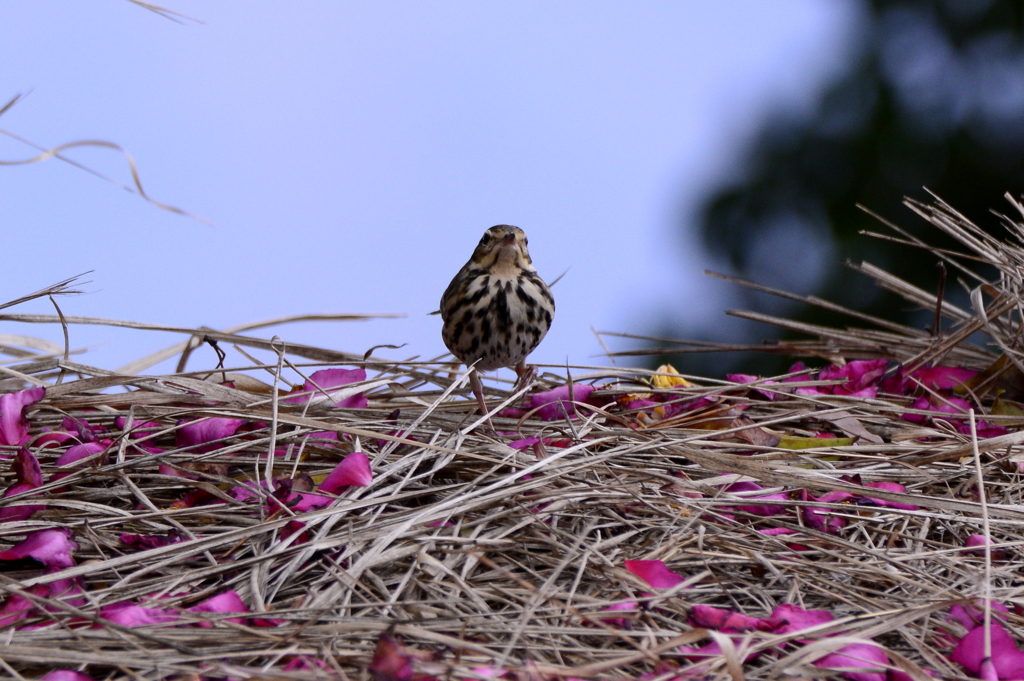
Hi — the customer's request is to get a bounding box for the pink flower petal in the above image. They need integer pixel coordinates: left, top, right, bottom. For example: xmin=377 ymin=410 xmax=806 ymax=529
xmin=800 ymin=489 xmax=850 ymax=534
xmin=814 ymin=642 xmax=888 ymax=681
xmin=766 ymin=603 xmax=834 ymax=635
xmin=370 ymin=630 xmax=415 ymax=681
xmin=0 ymin=529 xmax=77 ymax=569
xmin=861 ymin=481 xmax=919 ymax=510
xmin=678 ymin=639 xmax=725 ymax=661
xmin=290 ymin=492 xmax=334 ymax=512
xmin=61 ymin=416 xmax=105 ymax=442
xmin=319 ymin=451 xmax=372 ymax=493
xmin=286 ymin=368 xmax=368 ymax=407
xmin=529 ymin=385 xmax=596 ymax=421
xmin=949 ymin=600 xmax=1010 ymax=630
xmin=911 ymin=366 xmax=978 ymax=391
xmin=820 ymin=360 xmax=888 ymax=395
xmin=678 ymin=638 xmax=762 ymax=665
xmin=188 ymin=590 xmax=250 ymax=627
xmin=596 ymin=600 xmax=639 ymax=628
xmin=0 ymin=585 xmax=47 ymax=628
xmin=56 ymin=440 xmax=111 ymax=467
xmin=0 ymin=449 xmax=45 ymax=522
xmin=951 ymin=623 xmax=1024 ymax=679
xmin=280 ymin=520 xmax=309 ymax=544
xmin=283 ymin=656 xmax=329 ymax=672
xmin=0 ymin=387 xmax=45 ymax=446
xmin=115 ymin=417 xmax=163 ymax=435
xmin=176 ymin=417 xmax=247 ymax=451
xmin=689 ymin=604 xmax=766 ymax=632
xmin=99 ymin=602 xmax=179 ymax=627
xmin=34 ymin=430 xmax=75 ymax=447
xmin=120 ymin=531 xmax=186 ymax=550
xmin=956 ymin=420 xmax=1010 ymax=439
xmin=722 ymin=481 xmax=789 ymax=516
xmin=41 ymin=671 xmax=96 ymax=681
xmin=624 ymin=559 xmax=685 ymax=588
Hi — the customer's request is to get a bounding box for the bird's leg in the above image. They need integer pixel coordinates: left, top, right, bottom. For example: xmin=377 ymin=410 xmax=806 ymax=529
xmin=469 ymin=368 xmax=496 ymax=433
xmin=512 ymin=359 xmax=537 ymax=393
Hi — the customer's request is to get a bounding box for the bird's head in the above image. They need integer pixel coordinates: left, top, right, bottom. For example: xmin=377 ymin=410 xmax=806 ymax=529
xmin=470 ymin=224 xmax=533 ymax=271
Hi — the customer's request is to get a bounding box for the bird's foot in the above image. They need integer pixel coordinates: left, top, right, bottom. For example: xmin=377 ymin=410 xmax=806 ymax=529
xmin=513 ymin=361 xmax=537 ymax=393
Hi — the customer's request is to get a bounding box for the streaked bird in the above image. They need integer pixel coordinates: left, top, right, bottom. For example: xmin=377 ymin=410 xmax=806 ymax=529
xmin=440 ymin=225 xmax=555 ymax=428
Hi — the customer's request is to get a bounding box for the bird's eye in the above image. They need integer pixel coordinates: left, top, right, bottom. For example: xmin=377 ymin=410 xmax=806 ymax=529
xmin=524 ymin=238 xmax=529 ymax=246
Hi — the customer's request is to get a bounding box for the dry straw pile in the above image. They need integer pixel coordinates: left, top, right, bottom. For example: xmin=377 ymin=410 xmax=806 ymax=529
xmin=1 ymin=195 xmax=1023 ymax=680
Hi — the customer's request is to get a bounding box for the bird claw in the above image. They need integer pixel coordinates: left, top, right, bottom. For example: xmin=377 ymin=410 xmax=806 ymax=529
xmin=513 ymin=362 xmax=537 ymax=393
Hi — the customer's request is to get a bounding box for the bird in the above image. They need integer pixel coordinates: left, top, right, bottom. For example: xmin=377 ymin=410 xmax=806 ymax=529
xmin=440 ymin=225 xmax=555 ymax=429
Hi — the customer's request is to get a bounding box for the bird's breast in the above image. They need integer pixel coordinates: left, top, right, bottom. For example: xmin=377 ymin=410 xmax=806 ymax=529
xmin=440 ymin=269 xmax=554 ymax=371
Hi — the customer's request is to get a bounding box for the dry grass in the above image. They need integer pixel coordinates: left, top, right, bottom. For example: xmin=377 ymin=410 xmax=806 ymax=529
xmin=2 ymin=194 xmax=1024 ymax=680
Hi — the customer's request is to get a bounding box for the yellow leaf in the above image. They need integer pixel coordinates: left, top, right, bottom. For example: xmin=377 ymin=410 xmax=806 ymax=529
xmin=992 ymin=393 xmax=1024 ymax=417
xmin=651 ymin=364 xmax=694 ymax=389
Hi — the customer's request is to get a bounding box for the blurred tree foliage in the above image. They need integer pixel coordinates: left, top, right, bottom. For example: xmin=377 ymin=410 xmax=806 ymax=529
xmin=673 ymin=0 xmax=1024 ymax=377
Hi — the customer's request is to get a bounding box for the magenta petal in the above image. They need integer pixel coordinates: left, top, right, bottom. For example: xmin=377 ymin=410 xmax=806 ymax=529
xmin=41 ymin=672 xmax=96 ymax=681
xmin=529 ymin=385 xmax=596 ymax=420
xmin=188 ymin=590 xmax=250 ymax=626
xmin=0 ymin=387 xmax=45 ymax=446
xmin=949 ymin=600 xmax=1010 ymax=630
xmin=12 ymin=448 xmax=42 ymax=488
xmin=845 ymin=386 xmax=879 ymax=398
xmin=951 ymin=623 xmax=1024 ymax=678
xmin=305 ymin=430 xmax=340 ymax=441
xmin=0 ymin=529 xmax=77 ymax=569
xmin=100 ymin=602 xmax=179 ymax=627
xmin=801 ymin=503 xmax=846 ymax=533
xmin=936 ymin=396 xmax=972 ymax=414
xmin=821 ymin=360 xmax=887 ymax=395
xmin=723 ymin=481 xmax=789 ymax=516
xmin=678 ymin=639 xmax=724 ymax=660
xmin=956 ymin=419 xmax=1010 ymax=439
xmin=596 ymin=600 xmax=638 ymax=628
xmin=0 ymin=587 xmax=43 ymax=628
xmin=508 ymin=437 xmax=541 ymax=450
xmin=814 ymin=642 xmax=888 ymax=681
xmin=289 ymin=492 xmax=334 ymax=512
xmin=862 ymin=481 xmax=919 ymax=510
xmin=767 ymin=603 xmax=834 ymax=635
xmin=283 ymin=656 xmax=329 ymax=672
xmin=689 ymin=604 xmax=765 ymax=632
xmin=286 ymin=368 xmax=367 ymax=406
xmin=759 ymin=527 xmax=798 ymax=536
xmin=0 ymin=483 xmax=44 ymax=522
xmin=56 ymin=440 xmax=111 ymax=467
xmin=319 ymin=451 xmax=372 ymax=493
xmin=961 ymin=534 xmax=1006 ymax=559
xmin=370 ymin=630 xmax=415 ymax=681
xmin=41 ymin=673 xmax=96 ymax=681
xmin=176 ymin=417 xmax=247 ymax=449
xmin=624 ymin=559 xmax=685 ymax=588
xmin=727 ymin=374 xmax=759 ymax=384
xmin=911 ymin=366 xmax=978 ymax=390
xmin=120 ymin=532 xmax=185 ymax=550
xmin=35 ymin=430 xmax=75 ymax=447
xmin=966 ymin=534 xmax=990 ymax=547
xmin=0 ymin=449 xmax=45 ymax=522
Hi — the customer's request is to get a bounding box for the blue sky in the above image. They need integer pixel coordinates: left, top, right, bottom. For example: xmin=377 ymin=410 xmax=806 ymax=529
xmin=0 ymin=2 xmax=856 ymax=378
